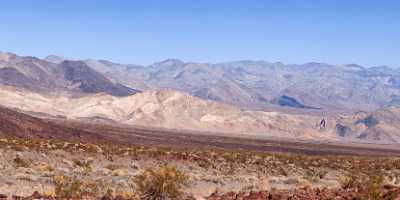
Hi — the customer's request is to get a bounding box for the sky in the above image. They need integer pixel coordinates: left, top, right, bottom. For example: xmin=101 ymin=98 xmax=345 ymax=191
xmin=1 ymin=0 xmax=400 ymax=67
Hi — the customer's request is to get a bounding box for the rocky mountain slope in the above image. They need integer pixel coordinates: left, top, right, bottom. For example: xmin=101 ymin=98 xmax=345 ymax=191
xmin=333 ymin=106 xmax=400 ymax=142
xmin=0 ymin=86 xmax=326 ymax=139
xmin=70 ymin=58 xmax=400 ymax=112
xmin=1 ymin=86 xmax=400 ymax=143
xmin=0 ymin=105 xmax=105 ymax=141
xmin=0 ymin=52 xmax=139 ymax=96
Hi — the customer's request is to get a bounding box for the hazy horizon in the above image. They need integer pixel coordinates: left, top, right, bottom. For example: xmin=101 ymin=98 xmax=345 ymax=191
xmin=2 ymin=50 xmax=398 ymax=69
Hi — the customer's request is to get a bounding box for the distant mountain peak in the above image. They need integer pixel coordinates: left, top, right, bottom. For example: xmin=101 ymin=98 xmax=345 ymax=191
xmin=369 ymin=65 xmax=393 ymax=71
xmin=156 ymin=59 xmax=184 ymax=66
xmin=344 ymin=64 xmax=363 ymax=69
xmin=45 ymin=55 xmax=67 ymax=64
xmin=0 ymin=52 xmax=16 ymax=62
xmin=98 ymin=59 xmax=116 ymax=65
xmin=45 ymin=55 xmax=78 ymax=64
xmin=305 ymin=62 xmax=321 ymax=65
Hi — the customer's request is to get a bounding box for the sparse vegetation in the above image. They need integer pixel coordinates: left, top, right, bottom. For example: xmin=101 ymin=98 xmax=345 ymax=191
xmin=105 ymin=164 xmax=123 ymax=171
xmin=340 ymin=172 xmax=399 ymax=200
xmin=134 ymin=165 xmax=188 ymax=200
xmin=53 ymin=175 xmax=102 ymax=198
xmin=73 ymin=159 xmax=93 ymax=175
xmin=53 ymin=176 xmax=85 ymax=198
xmin=304 ymin=168 xmax=328 ymax=182
xmin=0 ymin=137 xmax=400 ymax=199
xmin=13 ymin=155 xmax=30 ymax=168
xmin=341 ymin=173 xmax=360 ymax=190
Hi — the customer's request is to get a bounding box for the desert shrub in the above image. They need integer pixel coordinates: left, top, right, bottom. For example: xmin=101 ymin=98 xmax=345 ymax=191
xmin=305 ymin=168 xmax=328 ymax=182
xmin=13 ymin=155 xmax=30 ymax=168
xmin=134 ymin=165 xmax=188 ymax=200
xmin=341 ymin=173 xmax=397 ymax=200
xmin=73 ymin=159 xmax=93 ymax=174
xmin=364 ymin=175 xmax=386 ymax=200
xmin=105 ymin=164 xmax=122 ymax=171
xmin=38 ymin=162 xmax=55 ymax=172
xmin=54 ymin=176 xmax=84 ymax=198
xmin=53 ymin=176 xmax=101 ymax=198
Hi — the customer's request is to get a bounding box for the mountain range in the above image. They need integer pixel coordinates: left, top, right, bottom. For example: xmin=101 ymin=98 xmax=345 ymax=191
xmin=58 ymin=57 xmax=400 ymax=112
xmin=1 ymin=51 xmax=400 ymax=143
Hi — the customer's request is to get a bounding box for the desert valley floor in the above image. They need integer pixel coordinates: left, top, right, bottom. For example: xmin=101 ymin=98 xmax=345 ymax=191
xmin=1 ymin=108 xmax=400 ymax=199
xmin=55 ymin=119 xmax=400 ymax=156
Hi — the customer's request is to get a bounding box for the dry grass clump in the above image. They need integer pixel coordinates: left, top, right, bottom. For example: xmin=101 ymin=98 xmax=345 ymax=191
xmin=304 ymin=168 xmax=328 ymax=182
xmin=134 ymin=165 xmax=188 ymax=200
xmin=73 ymin=159 xmax=93 ymax=175
xmin=341 ymin=172 xmax=398 ymax=200
xmin=105 ymin=164 xmax=123 ymax=171
xmin=38 ymin=162 xmax=55 ymax=172
xmin=53 ymin=176 xmax=101 ymax=198
xmin=53 ymin=176 xmax=85 ymax=198
xmin=13 ymin=155 xmax=30 ymax=168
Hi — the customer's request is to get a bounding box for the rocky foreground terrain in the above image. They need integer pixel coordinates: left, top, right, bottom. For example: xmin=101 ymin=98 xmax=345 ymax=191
xmin=0 ymin=138 xmax=399 ymax=200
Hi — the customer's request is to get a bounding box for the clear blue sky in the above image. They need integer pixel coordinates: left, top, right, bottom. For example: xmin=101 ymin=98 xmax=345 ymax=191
xmin=1 ymin=0 xmax=399 ymax=67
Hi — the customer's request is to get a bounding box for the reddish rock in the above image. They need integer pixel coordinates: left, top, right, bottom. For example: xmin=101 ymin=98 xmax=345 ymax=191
xmin=0 ymin=194 xmax=7 ymax=200
xmin=101 ymin=195 xmax=113 ymax=200
xmin=113 ymin=195 xmax=126 ymax=200
xmin=12 ymin=195 xmax=23 ymax=200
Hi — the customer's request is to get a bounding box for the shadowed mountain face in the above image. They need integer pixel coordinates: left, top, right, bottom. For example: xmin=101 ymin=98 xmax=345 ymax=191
xmin=0 ymin=67 xmax=37 ymax=89
xmin=272 ymin=95 xmax=318 ymax=109
xmin=77 ymin=59 xmax=400 ymax=111
xmin=58 ymin=60 xmax=139 ymax=96
xmin=0 ymin=52 xmax=139 ymax=96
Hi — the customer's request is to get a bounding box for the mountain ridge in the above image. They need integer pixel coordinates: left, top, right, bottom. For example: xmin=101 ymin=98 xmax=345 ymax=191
xmin=47 ymin=55 xmax=398 ymax=112
xmin=0 ymin=52 xmax=140 ymax=96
